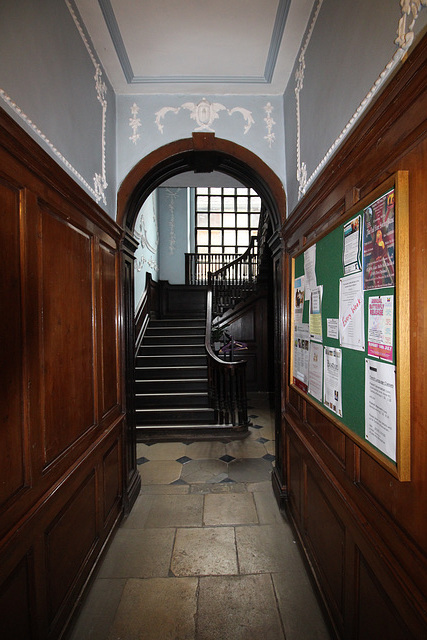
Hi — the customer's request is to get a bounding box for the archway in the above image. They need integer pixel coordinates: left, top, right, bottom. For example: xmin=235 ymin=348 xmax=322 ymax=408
xmin=118 ymin=132 xmax=287 ymax=512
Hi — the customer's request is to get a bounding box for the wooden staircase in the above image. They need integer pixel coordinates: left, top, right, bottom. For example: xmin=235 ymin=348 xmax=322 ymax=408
xmin=135 ymin=317 xmax=217 ymax=437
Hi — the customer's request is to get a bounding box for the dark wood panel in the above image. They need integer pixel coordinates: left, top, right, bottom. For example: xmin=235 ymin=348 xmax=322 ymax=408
xmin=305 ymin=402 xmax=346 ymax=466
xmin=0 ymin=555 xmax=33 ymax=640
xmin=306 ymin=469 xmax=345 ymax=621
xmin=287 ymin=436 xmax=303 ymax=522
xmin=356 ymin=553 xmax=414 ymax=640
xmin=0 ymin=179 xmax=27 ymax=508
xmin=40 ymin=202 xmax=96 ymax=465
xmin=45 ymin=472 xmax=97 ymax=623
xmin=103 ymin=438 xmax=122 ymax=526
xmin=100 ymin=242 xmax=119 ymax=418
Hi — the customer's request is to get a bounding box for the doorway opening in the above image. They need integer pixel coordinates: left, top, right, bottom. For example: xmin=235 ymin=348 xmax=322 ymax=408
xmin=118 ymin=133 xmax=286 ymax=506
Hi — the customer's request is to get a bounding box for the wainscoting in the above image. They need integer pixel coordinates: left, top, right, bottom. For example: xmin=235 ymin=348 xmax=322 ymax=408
xmin=0 ymin=106 xmax=137 ymax=638
xmin=278 ymin=34 xmax=427 ymax=639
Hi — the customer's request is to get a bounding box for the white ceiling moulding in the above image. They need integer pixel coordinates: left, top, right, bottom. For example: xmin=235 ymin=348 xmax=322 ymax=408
xmin=295 ymin=0 xmax=427 ymax=200
xmin=98 ymin=0 xmax=291 ymax=85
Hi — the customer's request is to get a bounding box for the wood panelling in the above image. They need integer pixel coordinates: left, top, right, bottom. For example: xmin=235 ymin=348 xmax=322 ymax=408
xmin=0 ymin=180 xmax=27 ymax=507
xmin=279 ymin=34 xmax=427 ymax=639
xmin=39 ymin=202 xmax=96 ymax=465
xmin=0 ymin=556 xmax=33 ymax=640
xmin=45 ymin=472 xmax=97 ymax=622
xmin=305 ymin=469 xmax=345 ymax=622
xmin=357 ymin=553 xmax=413 ymax=640
xmin=103 ymin=438 xmax=122 ymax=526
xmin=305 ymin=403 xmax=346 ymax=466
xmin=0 ymin=106 xmax=134 ymax=639
xmin=99 ymin=242 xmax=119 ymax=419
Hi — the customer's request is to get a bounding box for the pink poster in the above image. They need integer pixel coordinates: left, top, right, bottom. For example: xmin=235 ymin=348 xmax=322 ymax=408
xmin=363 ymin=189 xmax=395 ymax=290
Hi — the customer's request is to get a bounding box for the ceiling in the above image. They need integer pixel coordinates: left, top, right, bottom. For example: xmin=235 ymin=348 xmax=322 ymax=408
xmin=74 ymin=0 xmax=316 ymax=95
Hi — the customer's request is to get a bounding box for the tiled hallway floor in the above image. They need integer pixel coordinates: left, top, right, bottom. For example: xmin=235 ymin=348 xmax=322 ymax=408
xmin=68 ymin=394 xmax=332 ymax=640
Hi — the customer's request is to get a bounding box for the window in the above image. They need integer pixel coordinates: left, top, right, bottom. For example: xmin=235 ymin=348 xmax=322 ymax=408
xmin=195 ymin=187 xmax=261 ymax=255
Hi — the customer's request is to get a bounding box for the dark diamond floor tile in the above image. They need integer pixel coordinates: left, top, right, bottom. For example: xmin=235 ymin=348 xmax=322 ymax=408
xmin=250 ymin=423 xmax=263 ymax=430
xmin=248 ymin=414 xmax=259 ymax=419
xmin=176 ymin=456 xmax=192 ymax=464
xmin=136 ymin=456 xmax=149 ymax=465
xmin=170 ymin=478 xmax=188 ymax=485
xmin=220 ymin=477 xmax=235 ymax=483
xmin=263 ymin=453 xmax=275 ymax=462
xmin=219 ymin=454 xmax=236 ymax=463
xmin=257 ymin=437 xmax=269 ymax=444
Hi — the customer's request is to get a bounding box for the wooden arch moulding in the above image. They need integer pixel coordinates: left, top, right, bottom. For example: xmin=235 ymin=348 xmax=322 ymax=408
xmin=117 ymin=132 xmax=286 ymax=233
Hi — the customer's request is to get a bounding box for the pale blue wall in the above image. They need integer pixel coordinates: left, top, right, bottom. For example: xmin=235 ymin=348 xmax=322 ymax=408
xmin=134 ymin=191 xmax=159 ymax=309
xmin=0 ymin=0 xmax=117 ymax=217
xmin=158 ymin=187 xmax=190 ymax=285
xmin=283 ymin=0 xmax=427 ymax=213
xmin=117 ymin=94 xmax=285 ymax=195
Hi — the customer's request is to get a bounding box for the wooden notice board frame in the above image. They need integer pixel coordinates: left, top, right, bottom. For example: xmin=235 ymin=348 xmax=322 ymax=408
xmin=290 ymin=172 xmax=410 ymax=480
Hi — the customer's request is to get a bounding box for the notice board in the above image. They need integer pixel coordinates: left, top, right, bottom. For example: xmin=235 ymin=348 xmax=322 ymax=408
xmin=290 ymin=173 xmax=410 ymax=480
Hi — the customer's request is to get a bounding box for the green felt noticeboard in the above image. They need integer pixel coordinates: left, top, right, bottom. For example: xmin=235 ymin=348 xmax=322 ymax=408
xmin=289 ymin=173 xmax=411 ymax=480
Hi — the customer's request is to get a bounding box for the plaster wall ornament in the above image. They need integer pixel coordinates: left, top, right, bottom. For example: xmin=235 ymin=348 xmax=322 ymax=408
xmin=166 ymin=188 xmax=181 ymax=255
xmin=155 ymin=98 xmax=254 ymax=135
xmin=0 ymin=1 xmax=109 ymax=205
xmin=66 ymin=0 xmax=108 ymax=204
xmin=135 ymin=255 xmax=159 ymax=273
xmin=263 ymin=102 xmax=276 ymax=147
xmin=294 ymin=0 xmax=426 ymax=201
xmin=129 ymin=102 xmax=142 ymax=144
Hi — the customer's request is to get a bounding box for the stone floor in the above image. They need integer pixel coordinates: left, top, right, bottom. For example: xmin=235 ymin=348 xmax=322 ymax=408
xmin=68 ymin=394 xmax=332 ymax=640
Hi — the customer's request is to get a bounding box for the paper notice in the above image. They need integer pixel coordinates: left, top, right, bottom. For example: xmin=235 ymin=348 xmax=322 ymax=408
xmin=365 ymin=359 xmax=396 ymax=461
xmin=323 ymin=347 xmax=343 ymax=417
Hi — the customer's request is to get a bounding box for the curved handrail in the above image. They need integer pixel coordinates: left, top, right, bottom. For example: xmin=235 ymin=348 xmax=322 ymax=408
xmin=212 ymin=235 xmax=257 ymax=279
xmin=205 ymin=286 xmax=248 ymax=427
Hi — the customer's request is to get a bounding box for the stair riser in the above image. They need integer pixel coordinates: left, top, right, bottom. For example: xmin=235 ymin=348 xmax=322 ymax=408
xmin=139 ymin=344 xmax=205 ymax=356
xmin=136 ymin=366 xmax=207 ymax=380
xmin=143 ymin=335 xmax=205 ymax=345
xmin=136 ymin=408 xmax=215 ymax=425
xmin=145 ymin=327 xmax=205 ymax=337
xmin=135 ymin=395 xmax=210 ymax=408
xmin=149 ymin=320 xmax=205 ymax=328
xmin=135 ymin=380 xmax=208 ymax=393
xmin=136 ymin=355 xmax=207 ymax=367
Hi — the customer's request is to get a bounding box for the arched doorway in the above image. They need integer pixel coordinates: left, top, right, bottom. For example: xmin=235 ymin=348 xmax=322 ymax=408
xmin=118 ymin=132 xmax=287 ymax=512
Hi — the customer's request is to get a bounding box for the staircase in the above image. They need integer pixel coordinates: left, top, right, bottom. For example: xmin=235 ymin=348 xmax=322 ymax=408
xmin=135 ymin=317 xmax=217 ymax=437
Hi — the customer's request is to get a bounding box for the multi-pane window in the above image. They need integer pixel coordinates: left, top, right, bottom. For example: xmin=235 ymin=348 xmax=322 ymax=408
xmin=195 ymin=187 xmax=261 ymax=255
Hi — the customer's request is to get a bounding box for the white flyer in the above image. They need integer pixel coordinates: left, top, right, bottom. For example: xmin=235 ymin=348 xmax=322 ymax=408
xmin=339 ymin=272 xmax=365 ymax=351
xmin=308 ymin=341 xmax=323 ymax=402
xmin=365 ymin=359 xmax=396 ymax=461
xmin=293 ymin=323 xmax=310 ymax=393
xmin=323 ymin=347 xmax=343 ymax=417
xmin=304 ymin=244 xmax=317 ymax=301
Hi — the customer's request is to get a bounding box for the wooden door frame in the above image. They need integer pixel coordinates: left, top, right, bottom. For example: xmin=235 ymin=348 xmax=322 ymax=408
xmin=117 ymin=132 xmax=288 ymax=506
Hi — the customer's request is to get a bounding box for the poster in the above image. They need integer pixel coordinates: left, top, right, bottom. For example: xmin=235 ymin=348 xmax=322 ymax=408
xmin=327 ymin=318 xmax=339 ymax=340
xmin=304 ymin=244 xmax=317 ymax=300
xmin=339 ymin=272 xmax=365 ymax=351
xmin=294 ymin=276 xmax=305 ymax=323
xmin=343 ymin=215 xmax=361 ymax=275
xmin=363 ymin=189 xmax=395 ymax=290
xmin=365 ymin=359 xmax=396 ymax=461
xmin=293 ymin=323 xmax=310 ymax=393
xmin=323 ymin=347 xmax=342 ymax=417
xmin=368 ymin=295 xmax=394 ymax=362
xmin=308 ymin=341 xmax=323 ymax=402
xmin=309 ymin=285 xmax=323 ymax=342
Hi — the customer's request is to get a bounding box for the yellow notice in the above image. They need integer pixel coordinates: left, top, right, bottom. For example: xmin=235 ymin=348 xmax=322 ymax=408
xmin=309 ymin=285 xmax=323 ymax=342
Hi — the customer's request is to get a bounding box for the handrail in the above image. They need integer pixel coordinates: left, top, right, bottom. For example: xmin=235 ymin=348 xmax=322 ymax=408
xmin=205 ymin=287 xmax=248 ymax=427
